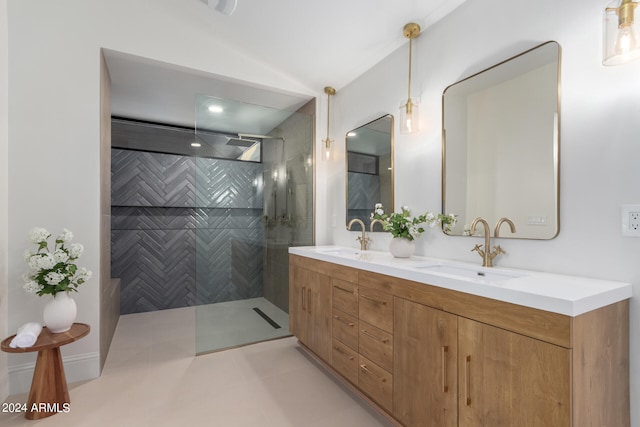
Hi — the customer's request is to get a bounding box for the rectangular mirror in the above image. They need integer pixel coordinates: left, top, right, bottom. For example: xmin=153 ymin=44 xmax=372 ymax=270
xmin=442 ymin=41 xmax=560 ymax=239
xmin=346 ymin=114 xmax=394 ymax=230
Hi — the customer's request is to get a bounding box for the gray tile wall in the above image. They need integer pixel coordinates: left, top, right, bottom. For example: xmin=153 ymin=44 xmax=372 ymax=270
xmin=111 ymin=149 xmax=264 ymax=314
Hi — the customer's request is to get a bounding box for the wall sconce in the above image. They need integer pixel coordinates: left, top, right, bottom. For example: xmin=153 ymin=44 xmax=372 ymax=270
xmin=399 ymin=23 xmax=421 ymax=134
xmin=322 ymin=86 xmax=336 ymax=161
xmin=604 ymin=0 xmax=640 ymax=65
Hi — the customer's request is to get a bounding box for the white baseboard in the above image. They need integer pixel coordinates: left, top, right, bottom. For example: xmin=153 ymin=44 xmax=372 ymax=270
xmin=8 ymin=352 xmax=100 ymax=395
xmin=0 ymin=367 xmax=9 ymax=403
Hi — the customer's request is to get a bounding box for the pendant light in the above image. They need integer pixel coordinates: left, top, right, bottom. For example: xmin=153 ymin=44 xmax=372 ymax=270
xmin=399 ymin=23 xmax=421 ymax=134
xmin=322 ymin=86 xmax=336 ymax=161
xmin=604 ymin=0 xmax=640 ymax=65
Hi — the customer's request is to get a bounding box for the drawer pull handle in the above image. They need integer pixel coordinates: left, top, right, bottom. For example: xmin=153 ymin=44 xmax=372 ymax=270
xmin=360 ymin=294 xmax=387 ymax=305
xmin=307 ymin=289 xmax=312 ymax=314
xmin=301 ymin=286 xmax=306 ymax=311
xmin=333 ymin=315 xmax=354 ymax=327
xmin=465 ymin=355 xmax=471 ymax=406
xmin=361 ymin=329 xmax=389 ymax=343
xmin=360 ymin=364 xmax=386 ymax=383
xmin=333 ymin=346 xmax=354 ymax=360
xmin=442 ymin=346 xmax=449 ymax=393
xmin=333 ymin=285 xmax=354 ymax=294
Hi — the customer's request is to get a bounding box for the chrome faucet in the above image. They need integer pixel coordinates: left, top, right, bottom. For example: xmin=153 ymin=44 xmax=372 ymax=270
xmin=348 ymin=218 xmax=370 ymax=250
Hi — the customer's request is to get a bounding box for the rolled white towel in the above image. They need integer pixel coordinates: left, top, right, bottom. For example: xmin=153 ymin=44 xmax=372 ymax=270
xmin=10 ymin=322 xmax=43 ymax=348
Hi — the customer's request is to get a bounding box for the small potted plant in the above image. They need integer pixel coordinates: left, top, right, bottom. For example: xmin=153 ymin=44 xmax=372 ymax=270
xmin=371 ymin=204 xmax=456 ymax=257
xmin=23 ymin=227 xmax=92 ymax=333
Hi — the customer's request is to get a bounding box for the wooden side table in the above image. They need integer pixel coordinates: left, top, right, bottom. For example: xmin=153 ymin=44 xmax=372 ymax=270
xmin=1 ymin=322 xmax=90 ymax=420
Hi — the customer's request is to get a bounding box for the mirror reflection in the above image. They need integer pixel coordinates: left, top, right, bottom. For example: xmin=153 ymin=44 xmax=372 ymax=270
xmin=346 ymin=115 xmax=394 ymax=230
xmin=442 ymin=41 xmax=560 ymax=239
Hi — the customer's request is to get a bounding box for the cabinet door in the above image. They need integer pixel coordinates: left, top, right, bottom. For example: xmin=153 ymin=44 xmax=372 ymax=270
xmin=289 ymin=265 xmax=310 ymax=345
xmin=458 ymin=317 xmax=570 ymax=427
xmin=393 ymin=298 xmax=458 ymax=427
xmin=308 ymin=271 xmax=332 ymax=362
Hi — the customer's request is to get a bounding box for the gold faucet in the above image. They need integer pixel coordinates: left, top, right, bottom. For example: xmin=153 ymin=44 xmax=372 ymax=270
xmin=369 ymin=219 xmax=385 ymax=232
xmin=348 ymin=218 xmax=370 ymax=250
xmin=494 ymin=217 xmax=516 ymax=238
xmin=470 ymin=216 xmax=517 ymax=267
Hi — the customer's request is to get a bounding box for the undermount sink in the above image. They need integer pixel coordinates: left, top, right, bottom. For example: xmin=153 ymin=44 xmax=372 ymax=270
xmin=414 ymin=263 xmax=526 ymax=283
xmin=317 ymin=247 xmax=362 ymax=256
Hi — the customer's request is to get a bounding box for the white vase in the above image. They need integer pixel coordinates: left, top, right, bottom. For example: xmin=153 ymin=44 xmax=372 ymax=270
xmin=389 ymin=237 xmax=415 ymax=258
xmin=43 ymin=292 xmax=77 ymax=333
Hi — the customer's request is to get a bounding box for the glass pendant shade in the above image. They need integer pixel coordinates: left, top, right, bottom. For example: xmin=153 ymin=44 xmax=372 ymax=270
xmin=399 ymin=99 xmax=419 ymax=134
xmin=604 ymin=0 xmax=640 ymax=65
xmin=322 ymin=139 xmax=332 ymax=161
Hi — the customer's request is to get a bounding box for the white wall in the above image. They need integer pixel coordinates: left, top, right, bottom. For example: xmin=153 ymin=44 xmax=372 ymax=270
xmin=327 ymin=0 xmax=640 ymax=425
xmin=0 ymin=0 xmax=9 ymax=405
xmin=5 ymin=0 xmax=315 ymax=395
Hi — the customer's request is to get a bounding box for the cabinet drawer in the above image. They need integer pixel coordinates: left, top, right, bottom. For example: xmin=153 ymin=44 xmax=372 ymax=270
xmin=359 ymin=321 xmax=393 ymax=372
xmin=359 ymin=355 xmax=393 ymax=413
xmin=332 ymin=339 xmax=358 ymax=385
xmin=332 ymin=309 xmax=358 ymax=350
xmin=332 ymin=278 xmax=358 ymax=316
xmin=359 ymin=287 xmax=393 ymax=333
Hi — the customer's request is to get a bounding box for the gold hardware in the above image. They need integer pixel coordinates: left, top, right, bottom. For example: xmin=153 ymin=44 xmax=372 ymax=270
xmin=465 ymin=355 xmax=471 ymax=406
xmin=360 ymin=294 xmax=387 ymax=305
xmin=333 ymin=346 xmax=354 ymax=360
xmin=333 ymin=285 xmax=354 ymax=294
xmin=607 ymin=0 xmax=638 ymax=28
xmin=361 ymin=329 xmax=389 ymax=343
xmin=301 ymin=286 xmax=306 ymax=311
xmin=369 ymin=218 xmax=385 ymax=232
xmin=442 ymin=346 xmax=449 ymax=393
xmin=494 ymin=217 xmax=516 ymax=238
xmin=400 ymin=23 xmax=421 ymax=134
xmin=470 ymin=216 xmax=514 ymax=267
xmin=347 ymin=218 xmax=370 ymax=250
xmin=307 ymin=289 xmax=311 ymax=313
xmin=333 ymin=315 xmax=354 ymax=327
xmin=322 ymin=86 xmax=336 ymax=160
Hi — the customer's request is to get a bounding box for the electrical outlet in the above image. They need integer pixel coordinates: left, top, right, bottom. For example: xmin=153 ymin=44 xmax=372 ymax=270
xmin=621 ymin=205 xmax=640 ymax=236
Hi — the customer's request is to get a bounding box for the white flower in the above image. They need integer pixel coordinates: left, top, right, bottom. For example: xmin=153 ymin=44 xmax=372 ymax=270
xmin=45 ymin=272 xmax=65 ymax=285
xmin=23 ymin=281 xmax=43 ymax=294
xmin=53 ymin=249 xmax=70 ymax=263
xmin=29 ymin=227 xmax=50 ymax=244
xmin=57 ymin=228 xmax=73 ymax=242
xmin=23 ymin=250 xmax=33 ymax=261
xmin=68 ymin=243 xmax=84 ymax=259
xmin=375 ymin=203 xmax=382 ymax=209
xmin=402 ymin=206 xmax=409 ymax=211
xmin=376 ymin=208 xmax=384 ymax=216
xmin=29 ymin=253 xmax=56 ymax=271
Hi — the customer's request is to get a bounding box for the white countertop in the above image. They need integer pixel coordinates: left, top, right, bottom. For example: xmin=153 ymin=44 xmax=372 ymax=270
xmin=289 ymin=246 xmax=633 ymax=317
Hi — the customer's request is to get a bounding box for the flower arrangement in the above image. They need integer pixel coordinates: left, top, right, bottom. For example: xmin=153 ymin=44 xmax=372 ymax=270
xmin=371 ymin=204 xmax=457 ymax=241
xmin=23 ymin=228 xmax=92 ymax=297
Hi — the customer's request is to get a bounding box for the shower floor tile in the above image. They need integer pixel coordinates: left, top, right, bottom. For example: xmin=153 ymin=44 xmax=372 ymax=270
xmin=196 ymin=297 xmax=291 ymax=354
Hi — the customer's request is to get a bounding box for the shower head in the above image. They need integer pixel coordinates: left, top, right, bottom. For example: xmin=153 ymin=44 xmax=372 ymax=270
xmin=226 ymin=136 xmax=259 ymax=147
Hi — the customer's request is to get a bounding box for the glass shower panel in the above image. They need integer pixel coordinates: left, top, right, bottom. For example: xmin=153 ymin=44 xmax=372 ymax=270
xmin=194 ymin=95 xmax=314 ymax=354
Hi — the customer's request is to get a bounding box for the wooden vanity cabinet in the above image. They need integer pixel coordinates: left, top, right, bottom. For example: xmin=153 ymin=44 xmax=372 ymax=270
xmin=289 ymin=257 xmax=332 ymax=363
xmin=393 ymin=297 xmax=458 ymax=427
xmin=457 ymin=317 xmax=570 ymax=427
xmin=289 ymin=256 xmax=630 ymax=427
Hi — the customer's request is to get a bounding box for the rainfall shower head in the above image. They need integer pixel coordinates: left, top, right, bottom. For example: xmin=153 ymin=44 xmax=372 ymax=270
xmin=226 ymin=136 xmax=259 ymax=147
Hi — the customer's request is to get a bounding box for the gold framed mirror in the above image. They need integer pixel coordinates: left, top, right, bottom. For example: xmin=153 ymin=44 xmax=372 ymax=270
xmin=346 ymin=114 xmax=394 ymax=230
xmin=442 ymin=41 xmax=560 ymax=239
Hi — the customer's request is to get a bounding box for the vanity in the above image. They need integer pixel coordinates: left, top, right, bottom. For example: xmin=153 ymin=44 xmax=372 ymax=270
xmin=288 ymin=246 xmax=631 ymax=427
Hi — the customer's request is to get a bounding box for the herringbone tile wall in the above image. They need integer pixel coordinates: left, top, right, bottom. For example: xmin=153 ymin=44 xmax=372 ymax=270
xmin=111 ymin=149 xmax=264 ymax=314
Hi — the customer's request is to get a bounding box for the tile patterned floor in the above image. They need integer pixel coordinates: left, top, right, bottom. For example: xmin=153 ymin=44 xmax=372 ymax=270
xmin=1 ymin=306 xmax=392 ymax=426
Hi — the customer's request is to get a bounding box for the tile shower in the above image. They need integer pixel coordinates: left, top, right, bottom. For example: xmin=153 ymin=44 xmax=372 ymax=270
xmin=111 ymin=106 xmax=314 ymax=353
